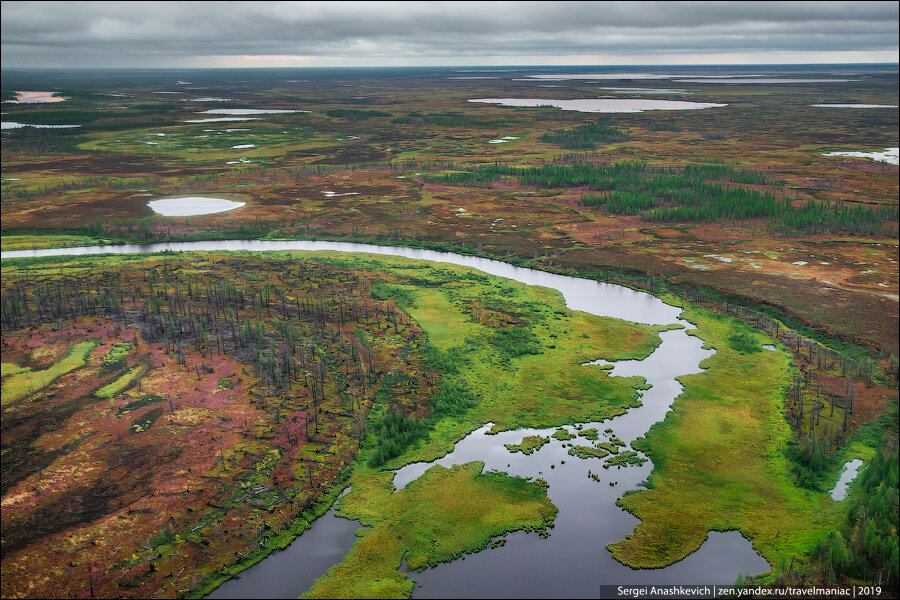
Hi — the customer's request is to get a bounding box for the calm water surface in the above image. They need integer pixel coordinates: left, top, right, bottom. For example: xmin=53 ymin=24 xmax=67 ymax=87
xmin=830 ymin=459 xmax=865 ymax=501
xmin=1 ymin=240 xmax=770 ymax=597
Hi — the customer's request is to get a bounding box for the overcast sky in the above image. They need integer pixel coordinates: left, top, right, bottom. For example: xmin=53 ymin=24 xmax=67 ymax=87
xmin=2 ymin=1 xmax=898 ymax=69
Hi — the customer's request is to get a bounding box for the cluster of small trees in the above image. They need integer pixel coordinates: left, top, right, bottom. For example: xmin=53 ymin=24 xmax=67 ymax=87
xmin=798 ymin=448 xmax=898 ymax=591
xmin=425 ymin=161 xmax=896 ymax=235
xmin=1 ymin=257 xmax=428 ymax=446
xmin=539 ymin=119 xmax=629 ymax=149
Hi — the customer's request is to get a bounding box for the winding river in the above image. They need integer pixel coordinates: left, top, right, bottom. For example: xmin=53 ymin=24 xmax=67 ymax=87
xmin=1 ymin=240 xmax=771 ymax=597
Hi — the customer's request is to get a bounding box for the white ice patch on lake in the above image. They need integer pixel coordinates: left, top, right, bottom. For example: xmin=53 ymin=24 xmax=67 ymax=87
xmin=202 ymin=109 xmax=308 ymax=115
xmin=469 ymin=98 xmax=726 ymax=113
xmin=822 ymin=147 xmax=899 ymax=166
xmin=147 ymin=197 xmax=246 ymax=216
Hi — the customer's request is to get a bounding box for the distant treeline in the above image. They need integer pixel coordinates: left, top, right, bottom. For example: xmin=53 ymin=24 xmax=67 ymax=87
xmin=539 ymin=119 xmax=629 ymax=149
xmin=426 ymin=162 xmax=898 ymax=235
xmin=392 ymin=111 xmax=517 ymax=128
xmin=325 ymin=109 xmax=392 ymax=120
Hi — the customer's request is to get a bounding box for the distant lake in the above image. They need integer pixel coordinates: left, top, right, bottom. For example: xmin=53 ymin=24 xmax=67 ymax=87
xmin=677 ymin=78 xmax=856 ymax=84
xmin=822 ymin=147 xmax=899 ymax=166
xmin=2 ymin=90 xmax=68 ymax=103
xmin=147 ymin=197 xmax=246 ymax=216
xmin=468 ymin=98 xmax=726 ymax=113
xmin=202 ymin=108 xmax=309 ymax=115
xmin=1 ymin=122 xmax=81 ymax=129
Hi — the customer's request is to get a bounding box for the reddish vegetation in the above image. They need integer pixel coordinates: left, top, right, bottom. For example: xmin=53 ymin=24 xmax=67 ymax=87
xmin=1 ymin=255 xmax=437 ymax=598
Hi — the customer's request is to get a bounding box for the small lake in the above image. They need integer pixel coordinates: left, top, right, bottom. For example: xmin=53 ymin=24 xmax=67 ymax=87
xmin=822 ymin=147 xmax=899 ymax=166
xmin=468 ymin=98 xmax=726 ymax=113
xmin=830 ymin=459 xmax=865 ymax=501
xmin=2 ymin=90 xmax=67 ymax=103
xmin=146 ymin=197 xmax=246 ymax=216
xmin=596 ymin=87 xmax=690 ymax=94
xmin=202 ymin=109 xmax=309 ymax=115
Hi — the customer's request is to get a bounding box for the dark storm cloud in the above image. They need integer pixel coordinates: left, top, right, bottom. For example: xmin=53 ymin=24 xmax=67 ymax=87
xmin=1 ymin=1 xmax=897 ymax=67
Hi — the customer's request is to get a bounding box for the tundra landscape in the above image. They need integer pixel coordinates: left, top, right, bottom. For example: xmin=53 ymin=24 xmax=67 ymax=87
xmin=1 ymin=3 xmax=898 ymax=599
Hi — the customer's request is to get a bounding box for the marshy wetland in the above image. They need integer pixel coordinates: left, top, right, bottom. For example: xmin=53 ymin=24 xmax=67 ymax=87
xmin=1 ymin=64 xmax=898 ymax=598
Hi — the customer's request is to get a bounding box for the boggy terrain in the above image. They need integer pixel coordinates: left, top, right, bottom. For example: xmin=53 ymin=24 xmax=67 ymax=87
xmin=1 ymin=65 xmax=898 ymax=597
xmin=2 ymin=66 xmax=898 ymax=356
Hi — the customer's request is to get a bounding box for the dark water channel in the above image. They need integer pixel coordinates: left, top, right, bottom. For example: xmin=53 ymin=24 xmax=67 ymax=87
xmin=2 ymin=240 xmax=771 ymax=597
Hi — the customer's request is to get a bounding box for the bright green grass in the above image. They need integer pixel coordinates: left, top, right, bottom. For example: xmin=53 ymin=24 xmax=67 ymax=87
xmin=607 ymin=302 xmax=842 ymax=572
xmin=1 ymin=340 xmax=97 ymax=406
xmin=505 ymin=435 xmax=549 ymax=455
xmin=96 ymin=365 xmax=148 ymax=399
xmin=302 ymin=462 xmax=556 ymax=599
xmin=298 ymin=252 xmax=666 ymax=597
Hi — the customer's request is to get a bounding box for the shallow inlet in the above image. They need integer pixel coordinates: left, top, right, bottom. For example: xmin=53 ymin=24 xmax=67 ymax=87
xmin=207 ymin=493 xmax=359 ymax=600
xmin=1 ymin=241 xmax=769 ymax=597
xmin=830 ymin=459 xmax=865 ymax=501
xmin=468 ymin=98 xmax=727 ymax=113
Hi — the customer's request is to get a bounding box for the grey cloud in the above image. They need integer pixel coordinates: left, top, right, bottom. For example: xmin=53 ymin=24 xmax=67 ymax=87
xmin=1 ymin=1 xmax=897 ymax=67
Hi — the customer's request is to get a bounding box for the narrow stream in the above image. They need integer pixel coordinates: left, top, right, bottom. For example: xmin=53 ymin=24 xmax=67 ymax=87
xmin=1 ymin=239 xmax=771 ymax=597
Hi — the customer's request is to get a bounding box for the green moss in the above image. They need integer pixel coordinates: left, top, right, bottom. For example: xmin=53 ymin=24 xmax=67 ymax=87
xmin=551 ymin=428 xmax=576 ymax=441
xmin=1 ymin=340 xmax=97 ymax=406
xmin=567 ymin=445 xmax=610 ymax=460
xmin=101 ymin=342 xmax=132 ymax=367
xmin=578 ymin=428 xmax=599 ymax=441
xmin=602 ymin=451 xmax=646 ymax=469
xmin=303 ymin=463 xmax=556 ymax=598
xmin=97 ymin=365 xmax=148 ymax=399
xmin=505 ymin=435 xmax=550 ymax=455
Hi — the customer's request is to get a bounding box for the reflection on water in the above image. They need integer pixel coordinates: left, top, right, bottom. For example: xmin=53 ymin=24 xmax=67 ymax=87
xmin=206 ymin=491 xmax=360 ymax=599
xmin=146 ymin=197 xmax=246 ymax=216
xmin=1 ymin=240 xmax=770 ymax=596
xmin=830 ymin=459 xmax=865 ymax=501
